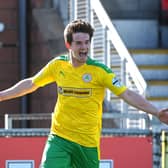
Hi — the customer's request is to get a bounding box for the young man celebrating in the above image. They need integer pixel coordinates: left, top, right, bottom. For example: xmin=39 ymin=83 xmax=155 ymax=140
xmin=0 ymin=19 xmax=168 ymax=168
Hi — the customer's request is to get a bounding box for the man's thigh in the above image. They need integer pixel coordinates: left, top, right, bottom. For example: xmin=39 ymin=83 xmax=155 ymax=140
xmin=40 ymin=135 xmax=71 ymax=168
xmin=71 ymin=144 xmax=99 ymax=168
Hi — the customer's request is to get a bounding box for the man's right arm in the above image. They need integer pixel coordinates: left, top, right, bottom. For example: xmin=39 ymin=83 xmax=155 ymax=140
xmin=0 ymin=78 xmax=39 ymax=102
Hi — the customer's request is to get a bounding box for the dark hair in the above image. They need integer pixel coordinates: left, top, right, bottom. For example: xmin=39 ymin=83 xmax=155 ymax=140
xmin=64 ymin=19 xmax=94 ymax=44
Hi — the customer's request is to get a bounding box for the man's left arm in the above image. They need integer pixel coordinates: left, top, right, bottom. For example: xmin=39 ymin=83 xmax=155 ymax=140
xmin=119 ymin=89 xmax=168 ymax=124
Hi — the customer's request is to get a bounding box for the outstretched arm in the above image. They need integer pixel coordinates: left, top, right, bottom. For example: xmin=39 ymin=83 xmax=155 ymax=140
xmin=0 ymin=78 xmax=39 ymax=102
xmin=119 ymin=89 xmax=168 ymax=124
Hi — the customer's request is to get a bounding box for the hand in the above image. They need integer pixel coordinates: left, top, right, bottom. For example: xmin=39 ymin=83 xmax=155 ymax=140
xmin=158 ymin=108 xmax=168 ymax=125
xmin=0 ymin=92 xmax=2 ymax=102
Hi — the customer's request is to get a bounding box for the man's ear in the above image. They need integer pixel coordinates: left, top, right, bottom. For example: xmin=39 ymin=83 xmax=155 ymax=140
xmin=65 ymin=42 xmax=70 ymax=49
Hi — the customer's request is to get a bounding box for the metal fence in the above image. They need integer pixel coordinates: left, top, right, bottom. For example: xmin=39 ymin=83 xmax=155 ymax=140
xmin=4 ymin=112 xmax=151 ymax=132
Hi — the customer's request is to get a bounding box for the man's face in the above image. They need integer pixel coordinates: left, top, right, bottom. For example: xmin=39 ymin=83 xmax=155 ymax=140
xmin=69 ymin=32 xmax=91 ymax=65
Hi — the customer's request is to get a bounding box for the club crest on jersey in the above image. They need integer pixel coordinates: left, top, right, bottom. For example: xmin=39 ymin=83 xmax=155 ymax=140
xmin=112 ymin=77 xmax=122 ymax=87
xmin=82 ymin=73 xmax=92 ymax=82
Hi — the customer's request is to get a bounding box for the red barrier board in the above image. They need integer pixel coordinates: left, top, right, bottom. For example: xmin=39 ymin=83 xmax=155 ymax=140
xmin=100 ymin=136 xmax=153 ymax=168
xmin=0 ymin=137 xmax=47 ymax=168
xmin=162 ymin=0 xmax=168 ymax=10
xmin=0 ymin=136 xmax=153 ymax=168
